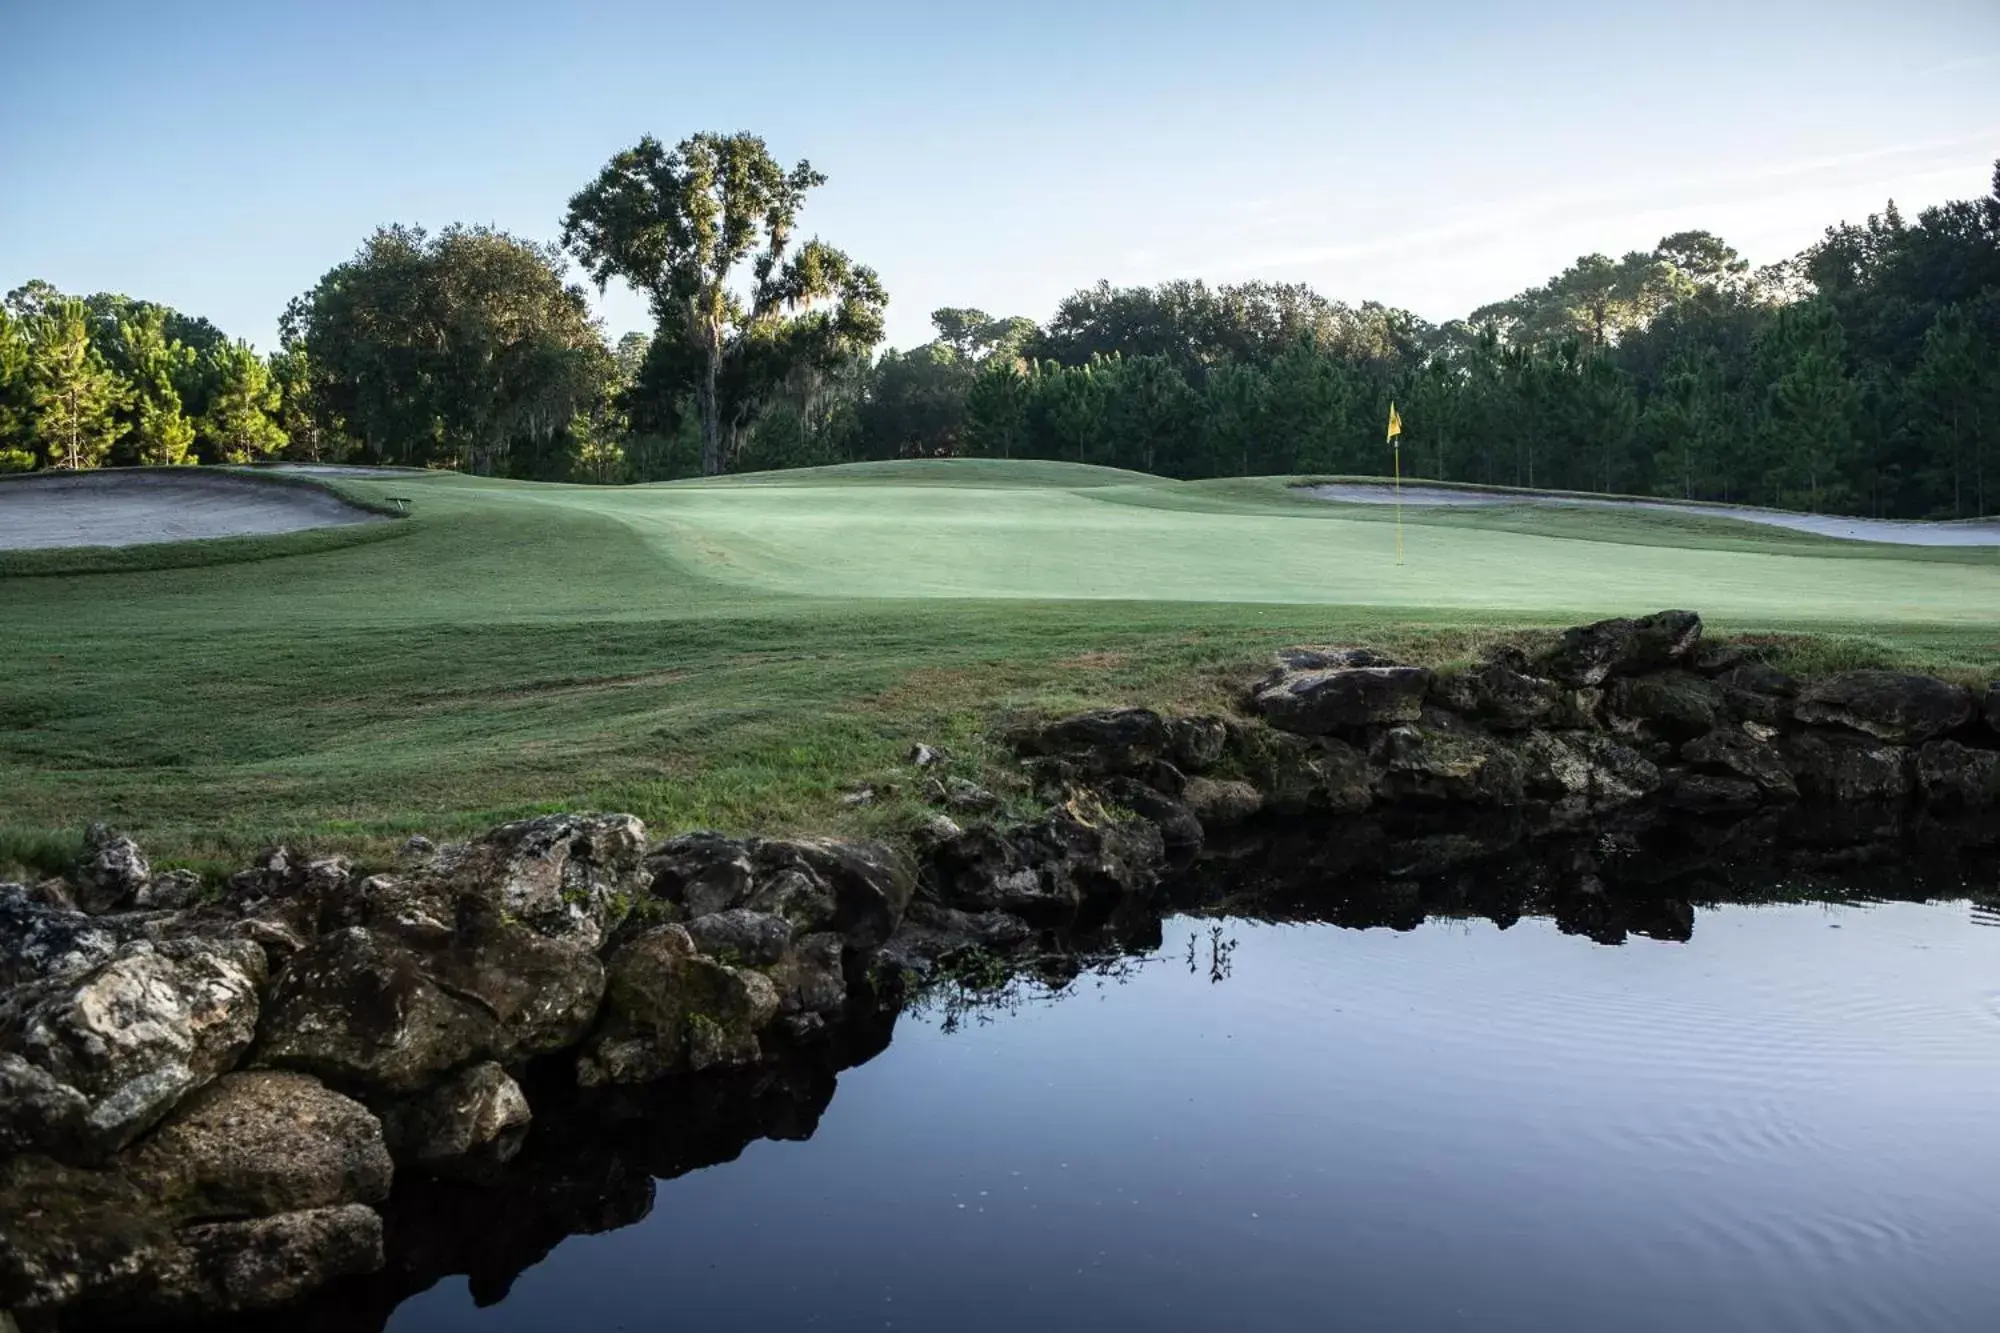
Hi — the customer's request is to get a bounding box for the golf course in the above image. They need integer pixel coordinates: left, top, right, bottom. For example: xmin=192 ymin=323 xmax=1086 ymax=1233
xmin=3 ymin=459 xmax=1997 ymax=869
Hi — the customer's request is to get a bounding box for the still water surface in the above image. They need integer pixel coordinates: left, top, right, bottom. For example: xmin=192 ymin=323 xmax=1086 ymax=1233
xmin=393 ymin=900 xmax=2000 ymax=1333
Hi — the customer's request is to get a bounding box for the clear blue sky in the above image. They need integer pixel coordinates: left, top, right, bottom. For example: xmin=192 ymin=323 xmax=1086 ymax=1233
xmin=4 ymin=0 xmax=1996 ymax=351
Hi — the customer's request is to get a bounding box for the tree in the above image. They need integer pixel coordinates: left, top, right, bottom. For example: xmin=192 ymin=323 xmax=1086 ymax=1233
xmin=1655 ymin=230 xmax=1749 ymax=291
xmin=932 ymin=308 xmax=1037 ymax=365
xmin=195 ymin=341 xmax=286 ymax=463
xmin=1644 ymin=346 xmax=1728 ymax=499
xmin=1031 ymin=360 xmax=1108 ymax=463
xmin=26 ymin=300 xmax=128 ymax=470
xmin=563 ymin=132 xmax=886 ymax=475
xmin=1035 ymin=279 xmax=1424 ymax=383
xmin=0 ymin=310 xmax=32 ymax=472
xmin=114 ymin=307 xmax=198 ymax=466
xmin=1906 ymin=305 xmax=1990 ymax=516
xmin=1263 ymin=340 xmax=1361 ymax=474
xmin=1199 ymin=360 xmax=1270 ymax=476
xmin=1100 ymin=354 xmax=1198 ymax=474
xmin=862 ymin=343 xmax=968 ymax=456
xmin=268 ymin=344 xmax=326 ymax=461
xmin=1757 ymin=304 xmax=1856 ymax=512
xmin=5 ymin=280 xmax=65 ymax=323
xmin=287 ymin=224 xmax=612 ymax=472
xmin=965 ymin=359 xmax=1030 ymax=459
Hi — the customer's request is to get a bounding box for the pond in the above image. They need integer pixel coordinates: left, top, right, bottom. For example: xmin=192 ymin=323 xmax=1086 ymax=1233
xmin=378 ymin=891 xmax=2000 ymax=1333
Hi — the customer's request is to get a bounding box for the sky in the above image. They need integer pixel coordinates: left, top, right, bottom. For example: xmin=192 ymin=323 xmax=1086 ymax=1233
xmin=4 ymin=0 xmax=1997 ymax=352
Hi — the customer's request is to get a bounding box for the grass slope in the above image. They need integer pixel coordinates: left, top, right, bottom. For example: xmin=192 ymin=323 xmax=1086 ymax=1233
xmin=3 ymin=460 xmax=1995 ymax=870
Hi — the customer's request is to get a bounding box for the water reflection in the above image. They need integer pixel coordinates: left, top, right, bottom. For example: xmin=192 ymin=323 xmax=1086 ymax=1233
xmin=188 ymin=811 xmax=1998 ymax=1333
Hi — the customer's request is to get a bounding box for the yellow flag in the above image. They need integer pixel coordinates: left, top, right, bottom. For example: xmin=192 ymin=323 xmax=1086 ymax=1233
xmin=1386 ymin=403 xmax=1402 ymax=442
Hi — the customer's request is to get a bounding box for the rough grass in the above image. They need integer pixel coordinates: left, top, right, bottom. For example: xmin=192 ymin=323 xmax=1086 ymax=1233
xmin=2 ymin=460 xmax=1994 ymax=867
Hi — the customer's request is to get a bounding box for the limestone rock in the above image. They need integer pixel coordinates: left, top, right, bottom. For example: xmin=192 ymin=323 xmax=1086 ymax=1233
xmin=1252 ymin=666 xmax=1432 ymax=735
xmin=1713 ymin=662 xmax=1797 ymax=726
xmin=1681 ymin=729 xmax=1798 ymax=798
xmin=1783 ymin=731 xmax=1915 ymax=803
xmin=1165 ymin=714 xmax=1228 ymax=772
xmin=0 ymin=935 xmax=266 ymax=1160
xmin=253 ymin=928 xmax=488 ymax=1094
xmin=129 ymin=1070 xmax=392 ymax=1218
xmin=1272 ymin=645 xmax=1400 ymax=671
xmin=426 ymin=813 xmax=649 ymax=953
xmin=225 ymin=846 xmax=348 ymax=906
xmin=254 ymin=919 xmax=603 ymax=1094
xmin=749 ymin=837 xmax=915 ymax=948
xmin=577 ymin=925 xmax=780 ymax=1085
xmin=1793 ymin=671 xmax=1975 ymax=745
xmin=379 ymin=1060 xmax=531 ymax=1168
xmin=134 ymin=868 xmax=202 ymax=911
xmin=1180 ymin=776 xmax=1265 ymax=828
xmin=881 ymin=904 xmax=1036 ymax=974
xmin=1374 ymin=725 xmax=1524 ymax=805
xmin=1916 ymin=740 xmax=2000 ymax=807
xmin=764 ymin=931 xmax=848 ymax=1017
xmin=1227 ymin=728 xmax=1375 ymax=813
xmin=744 ymin=862 xmax=837 ymax=933
xmin=1517 ymin=732 xmax=1661 ymax=809
xmin=0 ymin=1154 xmax=383 ymax=1321
xmin=73 ymin=823 xmax=150 ymax=915
xmin=0 ymin=1052 xmax=90 ymax=1156
xmin=1432 ymin=660 xmax=1563 ymax=730
xmin=0 ymin=882 xmax=129 ymax=988
xmin=925 ymin=811 xmax=1164 ymax=921
xmin=1541 ymin=610 xmax=1703 ymax=686
xmin=646 ymin=833 xmax=912 ymax=946
xmin=1010 ymin=707 xmax=1171 ymax=775
xmin=684 ymin=908 xmax=794 ymax=966
xmin=1098 ymin=776 xmax=1205 ymax=853
xmin=152 ymin=1204 xmax=384 ymax=1315
xmin=1605 ymin=670 xmax=1724 ymax=743
xmin=645 ymin=831 xmax=756 ymax=917
xmin=925 ymin=825 xmax=1077 ymax=919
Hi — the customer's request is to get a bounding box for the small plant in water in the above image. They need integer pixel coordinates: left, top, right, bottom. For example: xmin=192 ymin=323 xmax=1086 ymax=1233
xmin=1187 ymin=922 xmax=1237 ymax=982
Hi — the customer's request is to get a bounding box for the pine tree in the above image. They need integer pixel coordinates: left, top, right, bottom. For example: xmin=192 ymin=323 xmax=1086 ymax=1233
xmin=27 ymin=300 xmax=128 ymax=470
xmin=0 ymin=308 xmax=32 ymax=471
xmin=195 ymin=341 xmax=287 ymax=462
xmin=118 ymin=308 xmax=198 ymax=466
xmin=965 ymin=360 xmax=1029 ymax=460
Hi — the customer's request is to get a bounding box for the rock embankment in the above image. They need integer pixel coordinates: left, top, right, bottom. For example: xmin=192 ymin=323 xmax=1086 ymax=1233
xmin=2 ymin=611 xmax=1995 ymax=1325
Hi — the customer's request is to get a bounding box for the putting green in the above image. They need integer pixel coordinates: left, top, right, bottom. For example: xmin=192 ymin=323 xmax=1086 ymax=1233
xmin=399 ymin=466 xmax=1999 ymax=624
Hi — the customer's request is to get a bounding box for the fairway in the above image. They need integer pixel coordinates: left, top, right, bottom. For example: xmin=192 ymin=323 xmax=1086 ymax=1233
xmin=4 ymin=459 xmax=1996 ymax=864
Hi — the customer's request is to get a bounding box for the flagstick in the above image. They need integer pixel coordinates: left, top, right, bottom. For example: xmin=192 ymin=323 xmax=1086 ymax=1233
xmin=1393 ymin=439 xmax=1405 ymax=566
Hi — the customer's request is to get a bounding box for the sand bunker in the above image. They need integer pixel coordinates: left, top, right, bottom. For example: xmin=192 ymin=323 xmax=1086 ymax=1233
xmin=1306 ymin=483 xmax=2000 ymax=547
xmin=0 ymin=470 xmax=388 ymax=550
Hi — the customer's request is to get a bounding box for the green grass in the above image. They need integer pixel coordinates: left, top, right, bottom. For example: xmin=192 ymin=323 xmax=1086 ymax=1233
xmin=2 ymin=459 xmax=1995 ymax=872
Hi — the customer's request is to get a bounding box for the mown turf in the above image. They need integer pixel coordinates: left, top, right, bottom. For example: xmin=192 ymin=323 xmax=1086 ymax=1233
xmin=3 ymin=461 xmax=1995 ymax=872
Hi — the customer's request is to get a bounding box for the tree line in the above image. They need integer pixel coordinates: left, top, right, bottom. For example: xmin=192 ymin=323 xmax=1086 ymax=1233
xmin=0 ymin=282 xmax=293 ymax=472
xmin=3 ymin=136 xmax=1995 ymax=520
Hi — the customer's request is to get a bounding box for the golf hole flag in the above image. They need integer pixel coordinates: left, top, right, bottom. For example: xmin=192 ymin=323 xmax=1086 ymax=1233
xmin=1387 ymin=404 xmax=1404 ymax=564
